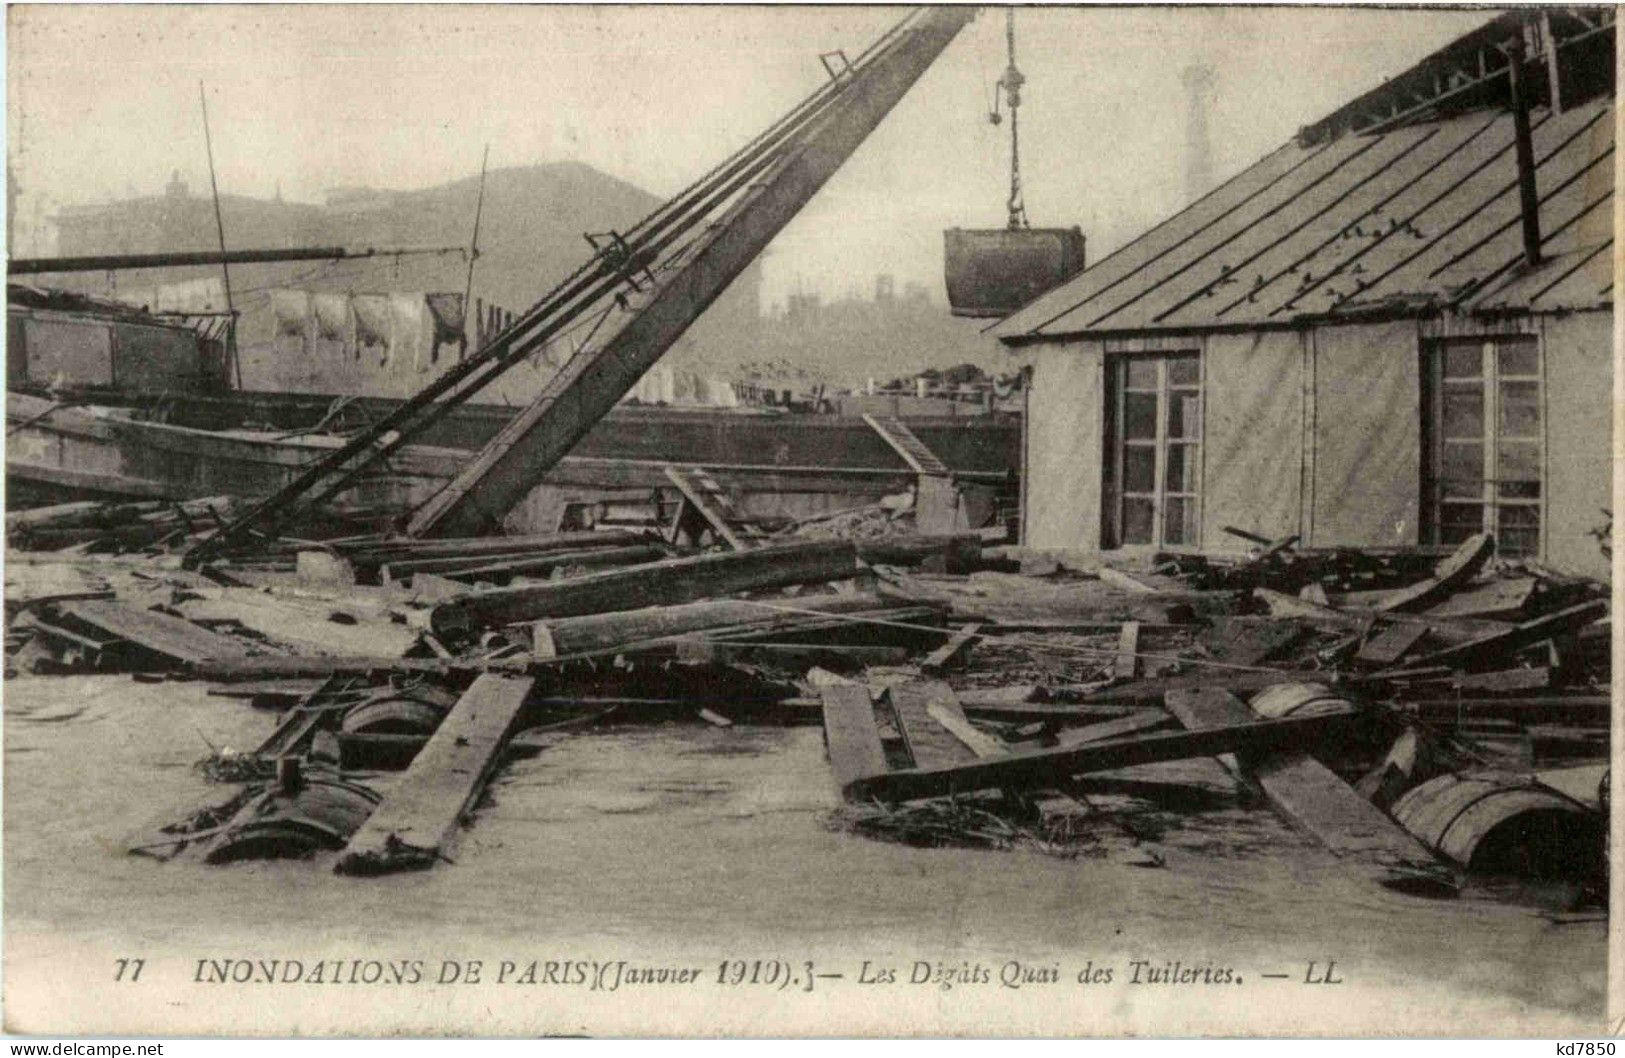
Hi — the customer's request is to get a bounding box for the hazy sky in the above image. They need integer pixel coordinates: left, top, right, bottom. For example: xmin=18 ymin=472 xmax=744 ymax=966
xmin=8 ymin=5 xmax=1493 ymax=308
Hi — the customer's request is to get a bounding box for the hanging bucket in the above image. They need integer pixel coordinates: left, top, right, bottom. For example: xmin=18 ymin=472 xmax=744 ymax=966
xmin=944 ymin=226 xmax=1085 ymax=318
xmin=1389 ymin=774 xmax=1604 ymax=878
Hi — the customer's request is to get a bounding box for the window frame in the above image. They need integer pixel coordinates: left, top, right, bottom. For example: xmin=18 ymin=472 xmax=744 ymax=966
xmin=1423 ymin=335 xmax=1545 ymax=558
xmin=1105 ymin=350 xmax=1204 ymax=550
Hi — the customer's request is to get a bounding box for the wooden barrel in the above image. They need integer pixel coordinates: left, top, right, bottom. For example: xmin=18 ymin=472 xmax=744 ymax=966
xmin=1248 ymin=682 xmax=1353 ymax=718
xmin=944 ymin=227 xmax=1086 ymax=318
xmin=1389 ymin=773 xmax=1604 ymax=878
xmin=204 ymin=778 xmax=381 ymax=864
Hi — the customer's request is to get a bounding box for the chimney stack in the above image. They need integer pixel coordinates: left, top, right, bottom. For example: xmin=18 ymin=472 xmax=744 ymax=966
xmin=1180 ymin=64 xmax=1216 ymax=205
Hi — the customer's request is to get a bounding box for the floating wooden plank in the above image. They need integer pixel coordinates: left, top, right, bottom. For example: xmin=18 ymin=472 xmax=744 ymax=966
xmin=335 ymin=674 xmax=535 ymax=874
xmin=1373 ymin=532 xmax=1492 ymax=613
xmin=844 ymin=711 xmax=1354 ymax=803
xmin=430 ymin=539 xmax=857 ymax=639
xmin=1113 ymin=621 xmax=1140 ymax=680
xmin=920 ymin=623 xmax=980 ymax=675
xmin=51 ymin=599 xmax=252 ymax=664
xmin=1054 ymin=707 xmax=1171 ymax=748
xmin=1165 ymin=688 xmax=1446 ymax=890
xmin=1355 ymin=622 xmax=1430 ymax=666
xmin=1376 ymin=600 xmax=1609 ymax=676
xmin=820 ymin=684 xmax=888 ymax=792
xmin=889 ymin=680 xmax=979 ymax=770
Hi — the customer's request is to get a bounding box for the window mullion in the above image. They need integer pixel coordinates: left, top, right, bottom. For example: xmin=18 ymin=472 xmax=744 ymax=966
xmin=1153 ymin=359 xmax=1168 ymax=547
xmin=1481 ymin=340 xmax=1496 ymax=538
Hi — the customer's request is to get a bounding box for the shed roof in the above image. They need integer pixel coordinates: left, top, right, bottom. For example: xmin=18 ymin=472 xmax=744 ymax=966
xmin=995 ymin=33 xmax=1615 ymax=343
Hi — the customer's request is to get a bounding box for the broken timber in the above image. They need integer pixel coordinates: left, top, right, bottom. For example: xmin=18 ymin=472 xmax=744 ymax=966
xmin=1163 ymin=688 xmax=1450 ymax=893
xmin=889 ymin=680 xmax=979 ymax=769
xmin=430 ymin=539 xmax=858 ymax=639
xmin=335 ymin=674 xmax=535 ymax=875
xmin=843 ymin=712 xmax=1355 ymax=803
xmin=820 ymin=684 xmax=888 ymax=791
xmin=1374 ymin=600 xmax=1608 ymax=675
xmin=46 ymin=599 xmax=253 ymax=666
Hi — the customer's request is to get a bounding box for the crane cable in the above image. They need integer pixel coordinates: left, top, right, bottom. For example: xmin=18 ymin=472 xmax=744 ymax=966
xmin=999 ymin=8 xmax=1028 ymax=230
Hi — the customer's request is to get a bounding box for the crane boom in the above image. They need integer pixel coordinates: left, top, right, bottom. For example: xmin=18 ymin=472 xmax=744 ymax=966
xmin=406 ymin=7 xmax=973 ymax=537
xmin=185 ymin=8 xmax=971 ymax=560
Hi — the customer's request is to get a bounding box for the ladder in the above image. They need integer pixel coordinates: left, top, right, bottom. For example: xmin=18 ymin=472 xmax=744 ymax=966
xmin=861 ymin=414 xmax=952 ymax=477
xmin=661 ymin=465 xmax=771 ymax=550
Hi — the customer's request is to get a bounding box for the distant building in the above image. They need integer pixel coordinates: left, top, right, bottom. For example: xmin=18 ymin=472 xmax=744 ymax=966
xmin=995 ymin=9 xmax=1615 ymax=579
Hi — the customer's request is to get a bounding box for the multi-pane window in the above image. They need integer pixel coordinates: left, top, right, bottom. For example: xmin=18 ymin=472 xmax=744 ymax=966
xmin=1426 ymin=336 xmax=1542 ymax=557
xmin=1107 ymin=352 xmax=1202 ymax=547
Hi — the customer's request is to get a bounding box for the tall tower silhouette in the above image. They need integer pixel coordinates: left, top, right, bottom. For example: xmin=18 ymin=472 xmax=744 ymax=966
xmin=1180 ymin=64 xmax=1216 ymax=205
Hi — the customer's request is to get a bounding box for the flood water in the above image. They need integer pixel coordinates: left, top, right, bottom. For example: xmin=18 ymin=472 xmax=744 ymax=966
xmin=3 ymin=674 xmax=1607 ymax=1036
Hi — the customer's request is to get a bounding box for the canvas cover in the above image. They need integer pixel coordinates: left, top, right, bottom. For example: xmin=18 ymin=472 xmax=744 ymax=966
xmin=1311 ymin=319 xmax=1420 ymax=546
xmin=1200 ymin=330 xmax=1304 ymax=548
xmin=1022 ymin=344 xmax=1103 ymax=551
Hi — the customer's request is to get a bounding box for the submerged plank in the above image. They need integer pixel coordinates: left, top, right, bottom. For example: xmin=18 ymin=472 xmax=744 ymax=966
xmin=820 ymin=684 xmax=888 ymax=792
xmin=1166 ymin=688 xmax=1447 ymax=889
xmin=335 ymin=674 xmax=535 ymax=875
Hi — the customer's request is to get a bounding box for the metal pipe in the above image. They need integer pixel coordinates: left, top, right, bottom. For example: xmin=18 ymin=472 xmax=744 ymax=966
xmin=1508 ymin=23 xmax=1543 ymax=267
xmin=9 ymin=244 xmax=467 ymax=276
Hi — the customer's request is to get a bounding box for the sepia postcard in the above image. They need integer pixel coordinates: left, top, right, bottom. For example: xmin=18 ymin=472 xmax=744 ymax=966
xmin=2 ymin=2 xmax=1619 ymax=1039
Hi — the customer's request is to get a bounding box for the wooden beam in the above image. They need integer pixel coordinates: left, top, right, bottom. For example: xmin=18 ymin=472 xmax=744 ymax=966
xmin=1113 ymin=621 xmax=1140 ymax=680
xmin=889 ymin=680 xmax=978 ymax=769
xmin=335 ymin=674 xmax=535 ymax=874
xmin=1165 ymin=688 xmax=1448 ymax=890
xmin=1375 ymin=600 xmax=1608 ymax=675
xmin=820 ymin=684 xmax=888 ymax=791
xmin=920 ymin=623 xmax=980 ymax=674
xmin=844 ymin=711 xmax=1354 ymax=803
xmin=1355 ymin=622 xmax=1430 ymax=666
xmin=1054 ymin=708 xmax=1171 ymax=747
xmin=430 ymin=539 xmax=857 ymax=640
xmin=49 ymin=599 xmax=251 ymax=665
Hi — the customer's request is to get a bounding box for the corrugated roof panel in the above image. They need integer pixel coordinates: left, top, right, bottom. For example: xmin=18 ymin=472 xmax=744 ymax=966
xmin=1114 ymin=125 xmax=1442 ymax=328
xmin=1468 ymin=240 xmax=1615 ymax=311
xmin=1031 ymin=135 xmax=1387 ymax=335
xmin=1163 ymin=111 xmax=1499 ymax=328
xmin=997 ymin=97 xmax=1614 ymax=341
xmin=1367 ymin=104 xmax=1613 ymax=296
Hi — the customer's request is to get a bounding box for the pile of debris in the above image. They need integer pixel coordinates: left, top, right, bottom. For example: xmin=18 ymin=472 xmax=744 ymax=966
xmin=3 ymin=508 xmax=1609 ymax=906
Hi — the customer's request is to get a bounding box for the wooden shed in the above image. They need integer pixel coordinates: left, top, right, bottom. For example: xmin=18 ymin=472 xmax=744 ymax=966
xmin=993 ymin=9 xmax=1615 ymax=580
